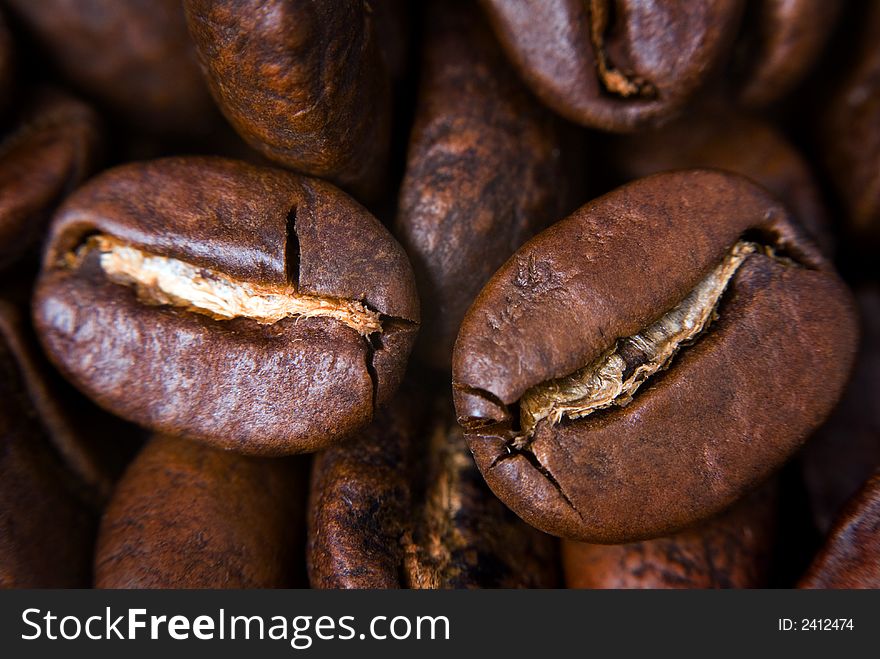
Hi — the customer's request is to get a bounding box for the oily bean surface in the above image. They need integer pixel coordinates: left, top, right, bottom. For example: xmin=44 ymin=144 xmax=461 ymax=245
xmin=453 ymin=170 xmax=857 ymax=542
xmin=33 ymin=157 xmax=418 ymax=455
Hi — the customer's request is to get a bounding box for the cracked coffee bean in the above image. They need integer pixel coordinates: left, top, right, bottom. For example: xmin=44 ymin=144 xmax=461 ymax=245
xmin=452 ymin=170 xmax=857 ymax=543
xmin=479 ymin=0 xmax=743 ymax=132
xmin=799 ymin=470 xmax=880 ymax=589
xmin=33 ymin=156 xmax=419 ymax=455
xmin=95 ymin=434 xmax=307 ymax=588
xmin=0 ymin=300 xmax=102 ymax=588
xmin=308 ymin=391 xmax=559 ymax=588
xmin=611 ymin=101 xmax=834 ymax=255
xmin=395 ymin=0 xmax=571 ymax=372
xmin=4 ymin=0 xmax=216 ymax=136
xmin=730 ymin=0 xmax=841 ymax=108
xmin=820 ymin=1 xmax=880 ymax=241
xmin=184 ymin=0 xmax=391 ymax=201
xmin=563 ymin=483 xmax=776 ymax=588
xmin=0 ymin=89 xmax=103 ymax=270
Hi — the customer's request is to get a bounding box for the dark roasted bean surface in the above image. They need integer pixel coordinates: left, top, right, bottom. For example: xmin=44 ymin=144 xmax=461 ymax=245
xmin=0 ymin=0 xmax=876 ymax=590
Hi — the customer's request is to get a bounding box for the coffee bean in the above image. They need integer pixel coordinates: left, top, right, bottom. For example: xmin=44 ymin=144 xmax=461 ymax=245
xmin=0 ymin=9 xmax=11 ymax=113
xmin=308 ymin=390 xmax=559 ymax=588
xmin=0 ymin=301 xmax=98 ymax=587
xmin=3 ymin=0 xmax=216 ymax=136
xmin=800 ymin=471 xmax=880 ymax=588
xmin=820 ymin=1 xmax=880 ymax=241
xmin=395 ymin=0 xmax=572 ymax=372
xmin=801 ymin=287 xmax=880 ymax=534
xmin=0 ymin=89 xmax=103 ymax=270
xmin=563 ymin=483 xmax=777 ymax=588
xmin=611 ymin=100 xmax=834 ymax=255
xmin=33 ymin=156 xmax=419 ymax=455
xmin=453 ymin=170 xmax=857 ymax=543
xmin=479 ymin=0 xmax=743 ymax=132
xmin=732 ymin=0 xmax=842 ymax=108
xmin=95 ymin=434 xmax=307 ymax=588
xmin=184 ymin=0 xmax=391 ymax=200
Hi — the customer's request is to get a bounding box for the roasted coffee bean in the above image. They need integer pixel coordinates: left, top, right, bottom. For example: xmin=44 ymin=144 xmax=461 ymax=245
xmin=453 ymin=170 xmax=857 ymax=543
xmin=4 ymin=0 xmax=215 ymax=136
xmin=395 ymin=0 xmax=570 ymax=372
xmin=33 ymin=157 xmax=419 ymax=455
xmin=0 ymin=301 xmax=98 ymax=588
xmin=0 ymin=300 xmax=132 ymax=506
xmin=800 ymin=471 xmax=880 ymax=589
xmin=0 ymin=9 xmax=11 ymax=114
xmin=731 ymin=0 xmax=841 ymax=108
xmin=563 ymin=483 xmax=776 ymax=588
xmin=611 ymin=102 xmax=833 ymax=255
xmin=308 ymin=391 xmax=559 ymax=588
xmin=184 ymin=0 xmax=391 ymax=201
xmin=801 ymin=287 xmax=880 ymax=534
xmin=0 ymin=89 xmax=102 ymax=270
xmin=95 ymin=434 xmax=307 ymax=588
xmin=479 ymin=0 xmax=743 ymax=132
xmin=820 ymin=2 xmax=880 ymax=241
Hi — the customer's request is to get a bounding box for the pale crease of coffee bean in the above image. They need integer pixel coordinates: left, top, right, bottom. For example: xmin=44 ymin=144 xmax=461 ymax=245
xmin=402 ymin=421 xmax=469 ymax=589
xmin=588 ymin=0 xmax=657 ymax=98
xmin=64 ymin=235 xmax=382 ymax=335
xmin=516 ymin=240 xmax=759 ymax=443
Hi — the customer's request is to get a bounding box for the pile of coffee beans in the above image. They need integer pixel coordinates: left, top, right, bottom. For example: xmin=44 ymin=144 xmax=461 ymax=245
xmin=1 ymin=0 xmax=878 ymax=589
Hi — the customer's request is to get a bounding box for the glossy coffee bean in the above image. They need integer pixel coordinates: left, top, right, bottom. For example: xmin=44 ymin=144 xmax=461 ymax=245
xmin=732 ymin=0 xmax=841 ymax=108
xmin=801 ymin=287 xmax=880 ymax=533
xmin=0 ymin=301 xmax=98 ymax=588
xmin=563 ymin=483 xmax=776 ymax=588
xmin=308 ymin=391 xmax=559 ymax=588
xmin=800 ymin=471 xmax=880 ymax=589
xmin=95 ymin=434 xmax=307 ymax=588
xmin=479 ymin=0 xmax=743 ymax=132
xmin=33 ymin=156 xmax=419 ymax=455
xmin=453 ymin=170 xmax=857 ymax=543
xmin=4 ymin=0 xmax=215 ymax=135
xmin=395 ymin=0 xmax=570 ymax=372
xmin=0 ymin=89 xmax=103 ymax=270
xmin=820 ymin=2 xmax=880 ymax=240
xmin=184 ymin=0 xmax=391 ymax=201
xmin=611 ymin=101 xmax=834 ymax=255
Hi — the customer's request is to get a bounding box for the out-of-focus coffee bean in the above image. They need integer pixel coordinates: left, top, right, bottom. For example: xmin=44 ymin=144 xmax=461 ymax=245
xmin=479 ymin=0 xmax=744 ymax=132
xmin=95 ymin=434 xmax=308 ymax=588
xmin=800 ymin=470 xmax=880 ymax=588
xmin=184 ymin=0 xmax=391 ymax=201
xmin=4 ymin=0 xmax=216 ymax=136
xmin=563 ymin=483 xmax=777 ymax=588
xmin=0 ymin=89 xmax=102 ymax=270
xmin=395 ymin=0 xmax=571 ymax=372
xmin=308 ymin=390 xmax=559 ymax=588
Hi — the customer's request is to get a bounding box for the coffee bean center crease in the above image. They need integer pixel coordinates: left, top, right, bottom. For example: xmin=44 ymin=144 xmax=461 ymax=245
xmin=65 ymin=235 xmax=383 ymax=335
xmin=516 ymin=240 xmax=763 ymax=443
